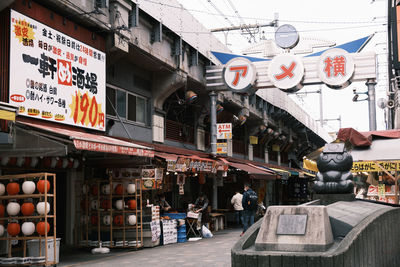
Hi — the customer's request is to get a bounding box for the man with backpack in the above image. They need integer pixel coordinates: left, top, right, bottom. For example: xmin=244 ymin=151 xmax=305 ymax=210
xmin=241 ymin=183 xmax=258 ymax=236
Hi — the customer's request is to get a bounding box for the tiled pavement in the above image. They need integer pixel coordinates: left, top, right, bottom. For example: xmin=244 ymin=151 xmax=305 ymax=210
xmin=59 ymin=228 xmax=242 ymax=267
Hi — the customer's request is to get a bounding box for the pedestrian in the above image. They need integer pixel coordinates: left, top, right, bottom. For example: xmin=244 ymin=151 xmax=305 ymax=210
xmin=231 ymin=190 xmax=243 ymax=227
xmin=194 ymin=192 xmax=210 ymax=227
xmin=241 ymin=183 xmax=258 ymax=236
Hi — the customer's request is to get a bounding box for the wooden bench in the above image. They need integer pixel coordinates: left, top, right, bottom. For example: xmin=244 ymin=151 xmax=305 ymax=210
xmin=210 ymin=213 xmax=226 ymax=232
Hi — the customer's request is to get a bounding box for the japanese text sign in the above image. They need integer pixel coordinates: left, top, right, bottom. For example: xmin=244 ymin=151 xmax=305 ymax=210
xmin=9 ymin=10 xmax=106 ymax=131
xmin=317 ymin=48 xmax=354 ymax=89
xmin=268 ymin=54 xmax=304 ymax=91
xmin=351 ymin=161 xmax=400 ymax=173
xmin=216 ymin=142 xmax=228 ymax=154
xmin=217 ymin=123 xmax=232 ymax=139
xmin=222 ymin=58 xmax=256 ymax=94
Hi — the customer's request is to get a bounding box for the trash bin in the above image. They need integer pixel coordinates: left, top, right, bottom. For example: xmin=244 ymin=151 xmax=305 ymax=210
xmin=27 ymin=238 xmax=60 ymax=263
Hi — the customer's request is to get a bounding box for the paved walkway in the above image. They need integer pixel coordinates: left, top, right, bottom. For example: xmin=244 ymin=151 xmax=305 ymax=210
xmin=59 ymin=228 xmax=241 ymax=267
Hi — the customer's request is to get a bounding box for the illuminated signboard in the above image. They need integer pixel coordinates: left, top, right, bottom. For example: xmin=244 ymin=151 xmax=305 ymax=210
xmin=9 ymin=10 xmax=106 ymax=131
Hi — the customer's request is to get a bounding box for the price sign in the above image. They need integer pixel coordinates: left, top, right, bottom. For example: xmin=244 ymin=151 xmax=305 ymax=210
xmin=217 ymin=123 xmax=232 ymax=139
xmin=217 ymin=143 xmax=228 ymax=154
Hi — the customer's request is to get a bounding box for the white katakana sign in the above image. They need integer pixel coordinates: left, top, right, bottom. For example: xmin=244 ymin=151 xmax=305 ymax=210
xmin=268 ymin=54 xmax=304 ymax=92
xmin=222 ymin=58 xmax=256 ymax=94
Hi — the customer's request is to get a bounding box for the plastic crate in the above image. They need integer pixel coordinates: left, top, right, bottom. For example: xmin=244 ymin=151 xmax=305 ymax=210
xmin=177 ymin=237 xmax=187 ymax=243
xmin=163 ymin=213 xmax=186 ymax=219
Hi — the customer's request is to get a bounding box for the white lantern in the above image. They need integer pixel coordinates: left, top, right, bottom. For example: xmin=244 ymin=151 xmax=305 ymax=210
xmin=127 ymin=215 xmax=137 ymax=225
xmin=126 ymin=183 xmax=136 ymax=194
xmin=21 ymin=222 xmax=35 ymax=236
xmin=103 ymin=215 xmax=112 ymax=225
xmin=36 ymin=202 xmax=50 ymax=215
xmin=0 ymin=225 xmax=4 ymax=236
xmin=0 ymin=183 xmax=5 ymax=196
xmin=7 ymin=202 xmax=20 ymax=216
xmin=115 ymin=200 xmax=124 ymax=210
xmin=82 ymin=185 xmax=89 ymax=195
xmin=90 ymin=200 xmax=99 ymax=210
xmin=81 ymin=215 xmax=89 ymax=224
xmin=101 ymin=184 xmax=110 ymax=195
xmin=22 ymin=181 xmax=36 ymax=194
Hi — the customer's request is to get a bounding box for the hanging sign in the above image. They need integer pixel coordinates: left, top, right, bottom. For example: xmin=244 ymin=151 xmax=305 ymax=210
xmin=9 ymin=10 xmax=106 ymax=131
xmin=222 ymin=58 xmax=256 ymax=94
xmin=351 ymin=161 xmax=400 ymax=172
xmin=217 ymin=123 xmax=232 ymax=139
xmin=268 ymin=54 xmax=304 ymax=92
xmin=216 ymin=142 xmax=228 ymax=154
xmin=317 ymin=48 xmax=354 ymax=89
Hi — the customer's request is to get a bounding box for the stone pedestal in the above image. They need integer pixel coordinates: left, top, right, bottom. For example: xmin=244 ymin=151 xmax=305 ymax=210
xmin=313 ymin=193 xmax=355 ymax=206
xmin=255 ymin=206 xmax=333 ymax=252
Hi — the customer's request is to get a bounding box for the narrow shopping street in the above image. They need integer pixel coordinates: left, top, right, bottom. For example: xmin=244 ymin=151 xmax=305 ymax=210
xmin=60 ymin=228 xmax=241 ymax=267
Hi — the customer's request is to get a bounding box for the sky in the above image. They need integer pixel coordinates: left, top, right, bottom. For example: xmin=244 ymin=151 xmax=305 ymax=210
xmin=177 ymin=0 xmax=389 ymax=132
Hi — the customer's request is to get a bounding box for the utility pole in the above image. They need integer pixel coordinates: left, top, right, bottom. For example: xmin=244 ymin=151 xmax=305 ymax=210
xmin=209 ymin=91 xmax=218 ymax=210
xmin=366 ymin=79 xmax=377 ymax=131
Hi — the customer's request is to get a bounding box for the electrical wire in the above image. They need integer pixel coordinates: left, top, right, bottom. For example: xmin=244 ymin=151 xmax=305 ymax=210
xmin=141 ymin=0 xmax=385 ymax=25
xmin=206 ymin=0 xmax=236 ymax=27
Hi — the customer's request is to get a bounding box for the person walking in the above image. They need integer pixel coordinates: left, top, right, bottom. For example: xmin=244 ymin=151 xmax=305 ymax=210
xmin=241 ymin=183 xmax=258 ymax=236
xmin=231 ymin=191 xmax=243 ymax=227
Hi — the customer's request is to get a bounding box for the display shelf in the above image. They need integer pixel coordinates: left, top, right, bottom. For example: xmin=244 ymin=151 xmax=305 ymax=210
xmin=76 ymin=176 xmax=143 ymax=250
xmin=0 ymin=173 xmax=56 ymax=267
xmin=367 ymin=193 xmax=399 ymax=196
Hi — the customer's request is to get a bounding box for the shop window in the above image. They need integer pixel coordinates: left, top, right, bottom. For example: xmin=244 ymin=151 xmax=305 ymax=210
xmin=106 ymin=85 xmax=148 ymax=125
xmin=116 ymin=90 xmax=126 ymax=119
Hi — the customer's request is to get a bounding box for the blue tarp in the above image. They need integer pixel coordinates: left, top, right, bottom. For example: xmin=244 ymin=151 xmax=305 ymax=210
xmin=211 ymin=35 xmax=373 ymax=64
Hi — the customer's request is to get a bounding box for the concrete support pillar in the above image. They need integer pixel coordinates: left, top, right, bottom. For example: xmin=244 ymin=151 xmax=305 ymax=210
xmin=264 ymin=146 xmax=269 ymax=163
xmin=366 ymin=79 xmax=377 ymax=131
xmin=213 ymin=176 xmax=218 ymax=209
xmin=248 ymin=144 xmax=253 ymax=161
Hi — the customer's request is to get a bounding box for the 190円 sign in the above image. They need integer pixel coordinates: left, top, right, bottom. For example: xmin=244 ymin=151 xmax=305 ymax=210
xmin=9 ymin=10 xmax=106 ymax=131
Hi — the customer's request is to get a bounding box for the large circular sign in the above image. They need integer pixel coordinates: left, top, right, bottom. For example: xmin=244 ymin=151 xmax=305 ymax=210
xmin=268 ymin=54 xmax=304 ymax=92
xmin=275 ymin=24 xmax=300 ymax=49
xmin=317 ymin=48 xmax=354 ymax=89
xmin=223 ymin=57 xmax=257 ymax=94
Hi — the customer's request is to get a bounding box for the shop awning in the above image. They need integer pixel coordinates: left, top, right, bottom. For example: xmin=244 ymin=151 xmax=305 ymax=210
xmin=227 ymin=162 xmax=276 ymax=180
xmin=16 ymin=120 xmax=154 ymax=157
xmin=0 ymin=102 xmax=18 ymax=121
xmin=154 ymin=152 xmax=179 ymax=161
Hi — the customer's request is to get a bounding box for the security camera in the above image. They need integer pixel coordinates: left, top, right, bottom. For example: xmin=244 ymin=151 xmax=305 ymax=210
xmin=352 ymin=94 xmax=359 ymax=102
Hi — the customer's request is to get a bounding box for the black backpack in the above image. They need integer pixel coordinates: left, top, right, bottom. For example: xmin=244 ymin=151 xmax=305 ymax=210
xmin=246 ymin=190 xmax=258 ymax=210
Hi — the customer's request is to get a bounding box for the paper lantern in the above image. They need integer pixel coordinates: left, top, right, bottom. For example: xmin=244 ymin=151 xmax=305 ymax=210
xmin=7 ymin=202 xmax=20 ymax=216
xmin=36 ymin=202 xmax=50 ymax=215
xmin=90 ymin=185 xmax=99 ymax=196
xmin=0 ymin=225 xmax=4 ymax=236
xmin=7 ymin=222 xmax=20 ymax=236
xmin=82 ymin=184 xmax=89 ymax=195
xmin=90 ymin=215 xmax=98 ymax=225
xmin=36 ymin=221 xmax=50 ymax=235
xmin=21 ymin=202 xmax=35 ymax=216
xmin=21 ymin=222 xmax=35 ymax=236
xmin=22 ymin=181 xmax=36 ymax=194
xmin=6 ymin=182 xmax=20 ymax=195
xmin=90 ymin=200 xmax=99 ymax=210
xmin=114 ymin=215 xmax=123 ymax=226
xmin=127 ymin=200 xmax=136 ymax=210
xmin=127 ymin=215 xmax=137 ymax=225
xmin=126 ymin=183 xmax=136 ymax=194
xmin=103 ymin=215 xmax=112 ymax=225
xmin=114 ymin=184 xmax=124 ymax=195
xmin=0 ymin=183 xmax=5 ymax=196
xmin=37 ymin=180 xmax=50 ymax=194
xmin=0 ymin=204 xmax=4 ymax=217
xmin=101 ymin=184 xmax=110 ymax=195
xmin=81 ymin=215 xmax=89 ymax=224
xmin=100 ymin=199 xmax=111 ymax=210
xmin=186 ymin=90 xmax=198 ymax=103
xmin=115 ymin=200 xmax=124 ymax=210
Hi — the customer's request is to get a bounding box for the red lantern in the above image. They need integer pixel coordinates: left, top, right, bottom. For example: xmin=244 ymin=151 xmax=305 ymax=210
xmin=127 ymin=200 xmax=137 ymax=210
xmin=90 ymin=185 xmax=99 ymax=196
xmin=114 ymin=215 xmax=123 ymax=226
xmin=37 ymin=180 xmax=50 ymax=194
xmin=21 ymin=202 xmax=35 ymax=216
xmin=114 ymin=184 xmax=124 ymax=195
xmin=101 ymin=199 xmax=111 ymax=210
xmin=90 ymin=215 xmax=98 ymax=225
xmin=6 ymin=182 xmax=20 ymax=195
xmin=0 ymin=204 xmax=4 ymax=217
xmin=7 ymin=223 xmax=20 ymax=236
xmin=36 ymin=221 xmax=50 ymax=235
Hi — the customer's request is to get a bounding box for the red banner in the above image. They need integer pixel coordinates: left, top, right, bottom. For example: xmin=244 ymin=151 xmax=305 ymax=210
xmin=73 ymin=140 xmax=154 ymax=157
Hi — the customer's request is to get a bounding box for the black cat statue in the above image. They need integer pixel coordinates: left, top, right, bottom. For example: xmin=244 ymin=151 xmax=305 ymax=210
xmin=313 ymin=142 xmax=354 ymax=194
